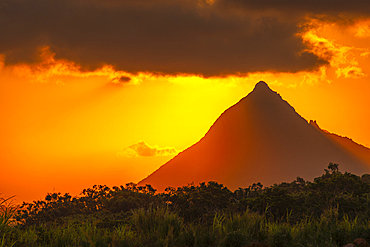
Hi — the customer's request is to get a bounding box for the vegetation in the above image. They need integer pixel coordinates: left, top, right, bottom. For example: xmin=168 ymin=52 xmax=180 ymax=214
xmin=3 ymin=163 xmax=370 ymax=246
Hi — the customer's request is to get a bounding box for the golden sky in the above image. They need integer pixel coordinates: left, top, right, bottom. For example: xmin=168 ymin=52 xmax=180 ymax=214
xmin=1 ymin=0 xmax=370 ymax=202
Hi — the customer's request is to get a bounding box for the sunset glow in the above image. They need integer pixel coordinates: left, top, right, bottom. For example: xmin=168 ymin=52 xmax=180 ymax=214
xmin=1 ymin=0 xmax=370 ymax=203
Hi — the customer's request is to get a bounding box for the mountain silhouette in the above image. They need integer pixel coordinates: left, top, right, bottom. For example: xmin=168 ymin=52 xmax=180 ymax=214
xmin=139 ymin=81 xmax=370 ymax=191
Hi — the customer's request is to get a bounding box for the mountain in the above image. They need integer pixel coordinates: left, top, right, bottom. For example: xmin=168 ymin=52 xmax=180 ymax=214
xmin=139 ymin=81 xmax=370 ymax=191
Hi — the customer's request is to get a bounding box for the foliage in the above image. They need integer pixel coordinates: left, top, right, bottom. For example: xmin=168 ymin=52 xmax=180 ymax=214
xmin=5 ymin=163 xmax=370 ymax=246
xmin=163 ymin=181 xmax=234 ymax=223
xmin=130 ymin=205 xmax=184 ymax=246
xmin=0 ymin=195 xmax=18 ymax=247
xmin=16 ymin=183 xmax=161 ymax=227
xmin=238 ymin=163 xmax=370 ymax=222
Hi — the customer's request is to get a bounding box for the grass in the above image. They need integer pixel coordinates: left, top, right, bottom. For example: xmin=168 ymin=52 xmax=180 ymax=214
xmin=130 ymin=205 xmax=184 ymax=246
xmin=2 ymin=203 xmax=370 ymax=246
xmin=0 ymin=195 xmax=18 ymax=247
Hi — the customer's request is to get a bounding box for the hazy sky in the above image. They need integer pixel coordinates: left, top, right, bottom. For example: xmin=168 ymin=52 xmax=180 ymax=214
xmin=1 ymin=0 xmax=370 ymax=202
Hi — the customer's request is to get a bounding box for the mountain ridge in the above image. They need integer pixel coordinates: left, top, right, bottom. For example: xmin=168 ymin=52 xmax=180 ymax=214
xmin=139 ymin=81 xmax=370 ymax=191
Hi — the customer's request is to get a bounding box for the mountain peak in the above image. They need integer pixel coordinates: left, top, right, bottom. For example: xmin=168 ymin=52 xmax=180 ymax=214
xmin=255 ymin=80 xmax=269 ymax=88
xmin=249 ymin=81 xmax=277 ymax=98
xmin=253 ymin=81 xmax=271 ymax=91
xmin=246 ymin=81 xmax=283 ymax=104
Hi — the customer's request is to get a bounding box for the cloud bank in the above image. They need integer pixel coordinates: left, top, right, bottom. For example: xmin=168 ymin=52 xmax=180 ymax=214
xmin=117 ymin=141 xmax=178 ymax=158
xmin=1 ymin=0 xmax=369 ymax=77
xmin=219 ymin=0 xmax=370 ymax=15
xmin=0 ymin=0 xmax=326 ymax=76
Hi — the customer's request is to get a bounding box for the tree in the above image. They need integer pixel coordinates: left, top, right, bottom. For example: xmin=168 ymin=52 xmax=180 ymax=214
xmin=164 ymin=181 xmax=233 ymax=223
xmin=325 ymin=162 xmax=339 ymax=174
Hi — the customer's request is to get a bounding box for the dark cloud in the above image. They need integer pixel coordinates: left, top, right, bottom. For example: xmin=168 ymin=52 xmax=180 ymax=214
xmin=0 ymin=0 xmax=353 ymax=76
xmin=110 ymin=76 xmax=132 ymax=85
xmin=218 ymin=0 xmax=370 ymax=16
xmin=118 ymin=76 xmax=131 ymax=83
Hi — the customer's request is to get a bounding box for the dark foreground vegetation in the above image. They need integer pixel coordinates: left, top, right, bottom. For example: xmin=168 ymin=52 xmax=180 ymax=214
xmin=2 ymin=163 xmax=370 ymax=246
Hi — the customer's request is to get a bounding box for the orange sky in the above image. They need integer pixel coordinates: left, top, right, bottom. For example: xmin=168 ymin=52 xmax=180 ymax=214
xmin=1 ymin=0 xmax=370 ymax=202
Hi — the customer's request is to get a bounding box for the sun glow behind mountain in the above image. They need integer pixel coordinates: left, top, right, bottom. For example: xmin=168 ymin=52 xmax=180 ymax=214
xmin=139 ymin=81 xmax=370 ymax=191
xmin=1 ymin=0 xmax=370 ymax=202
